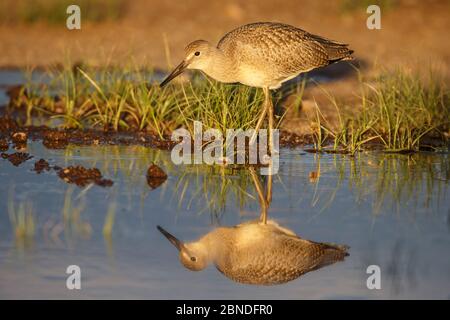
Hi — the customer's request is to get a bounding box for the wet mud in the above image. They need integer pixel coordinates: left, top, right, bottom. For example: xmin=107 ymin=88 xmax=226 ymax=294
xmin=0 ymin=116 xmax=177 ymax=151
xmin=57 ymin=166 xmax=113 ymax=187
xmin=33 ymin=158 xmax=51 ymax=174
xmin=0 ymin=138 xmax=8 ymax=151
xmin=146 ymin=164 xmax=168 ymax=189
xmin=0 ymin=115 xmax=312 ymax=152
xmin=1 ymin=152 xmax=33 ymax=166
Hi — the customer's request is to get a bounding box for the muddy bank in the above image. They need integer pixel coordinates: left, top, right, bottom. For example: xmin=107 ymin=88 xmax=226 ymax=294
xmin=0 ymin=116 xmax=312 ymax=150
xmin=1 ymin=152 xmax=32 ymax=166
xmin=0 ymin=116 xmax=177 ymax=150
xmin=0 ymin=148 xmax=115 ymax=188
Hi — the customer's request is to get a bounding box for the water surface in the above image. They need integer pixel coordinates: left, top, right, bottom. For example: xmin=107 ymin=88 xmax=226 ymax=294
xmin=0 ymin=141 xmax=449 ymax=299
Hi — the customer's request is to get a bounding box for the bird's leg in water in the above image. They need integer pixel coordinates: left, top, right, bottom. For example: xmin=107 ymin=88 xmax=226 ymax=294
xmin=249 ymin=167 xmax=268 ymax=224
xmin=250 ymin=89 xmax=269 ymax=145
xmin=265 ymin=87 xmax=274 ymax=156
xmin=266 ymin=171 xmax=272 ymax=205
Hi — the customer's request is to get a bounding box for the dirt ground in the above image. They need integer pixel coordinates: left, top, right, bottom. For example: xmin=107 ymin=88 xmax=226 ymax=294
xmin=0 ymin=0 xmax=449 ymax=135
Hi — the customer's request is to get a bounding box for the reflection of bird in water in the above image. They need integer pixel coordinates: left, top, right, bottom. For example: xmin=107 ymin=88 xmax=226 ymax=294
xmin=157 ymin=221 xmax=349 ymax=285
xmin=158 ymin=168 xmax=348 ymax=285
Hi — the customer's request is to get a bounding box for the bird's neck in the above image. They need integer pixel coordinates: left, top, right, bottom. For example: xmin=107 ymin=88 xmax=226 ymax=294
xmin=197 ymin=228 xmax=232 ymax=264
xmin=202 ymin=49 xmax=237 ymax=84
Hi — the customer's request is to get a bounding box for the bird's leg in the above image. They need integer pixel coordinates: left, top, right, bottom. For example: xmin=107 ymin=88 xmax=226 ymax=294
xmin=249 ymin=90 xmax=269 ymax=145
xmin=265 ymin=87 xmax=274 ymax=156
xmin=249 ymin=167 xmax=268 ymax=224
xmin=260 ymin=199 xmax=268 ymax=225
xmin=266 ymin=168 xmax=272 ymax=206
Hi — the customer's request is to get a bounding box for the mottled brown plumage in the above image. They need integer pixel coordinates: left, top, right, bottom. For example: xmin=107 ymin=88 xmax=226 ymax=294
xmin=157 ymin=220 xmax=349 ymax=285
xmin=217 ymin=22 xmax=353 ymax=89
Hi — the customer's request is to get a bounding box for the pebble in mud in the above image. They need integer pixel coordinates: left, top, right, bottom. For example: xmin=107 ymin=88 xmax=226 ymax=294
xmin=34 ymin=159 xmax=51 ymax=174
xmin=11 ymin=132 xmax=27 ymax=150
xmin=11 ymin=132 xmax=27 ymax=144
xmin=146 ymin=164 xmax=168 ymax=189
xmin=1 ymin=152 xmax=33 ymax=166
xmin=0 ymin=138 xmax=8 ymax=151
xmin=57 ymin=165 xmax=113 ymax=187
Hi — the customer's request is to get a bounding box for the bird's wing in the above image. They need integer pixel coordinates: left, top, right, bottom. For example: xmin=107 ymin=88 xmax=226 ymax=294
xmin=218 ymin=22 xmax=352 ymax=77
xmin=221 ymin=234 xmax=348 ymax=285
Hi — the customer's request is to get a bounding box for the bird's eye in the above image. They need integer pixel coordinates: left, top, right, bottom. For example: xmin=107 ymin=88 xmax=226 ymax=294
xmin=190 ymin=256 xmax=197 ymax=262
xmin=194 ymin=51 xmax=200 ymax=56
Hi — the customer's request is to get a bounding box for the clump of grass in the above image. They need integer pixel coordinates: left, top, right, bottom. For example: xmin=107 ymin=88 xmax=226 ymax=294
xmin=314 ymin=69 xmax=449 ymax=154
xmin=364 ymin=70 xmax=448 ymax=151
xmin=291 ymin=77 xmax=308 ymax=117
xmin=177 ymin=76 xmax=265 ymax=135
xmin=0 ymin=0 xmax=125 ymax=24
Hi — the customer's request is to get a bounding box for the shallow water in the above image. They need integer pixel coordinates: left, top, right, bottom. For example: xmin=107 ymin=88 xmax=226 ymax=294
xmin=0 ymin=140 xmax=449 ymax=299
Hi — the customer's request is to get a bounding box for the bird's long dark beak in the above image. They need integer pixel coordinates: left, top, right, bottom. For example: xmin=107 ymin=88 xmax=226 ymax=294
xmin=157 ymin=225 xmax=184 ymax=251
xmin=159 ymin=60 xmax=188 ymax=88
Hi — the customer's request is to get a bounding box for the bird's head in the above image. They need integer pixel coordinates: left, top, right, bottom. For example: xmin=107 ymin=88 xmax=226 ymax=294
xmin=157 ymin=225 xmax=209 ymax=271
xmin=160 ymin=40 xmax=214 ymax=87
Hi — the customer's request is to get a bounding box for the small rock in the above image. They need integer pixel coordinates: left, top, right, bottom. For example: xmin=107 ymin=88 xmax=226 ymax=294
xmin=0 ymin=138 xmax=8 ymax=151
xmin=34 ymin=159 xmax=51 ymax=174
xmin=11 ymin=132 xmax=27 ymax=144
xmin=147 ymin=164 xmax=167 ymax=179
xmin=146 ymin=164 xmax=167 ymax=189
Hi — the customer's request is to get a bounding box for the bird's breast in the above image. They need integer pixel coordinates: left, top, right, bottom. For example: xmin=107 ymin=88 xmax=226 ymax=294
xmin=236 ymin=64 xmax=278 ymax=88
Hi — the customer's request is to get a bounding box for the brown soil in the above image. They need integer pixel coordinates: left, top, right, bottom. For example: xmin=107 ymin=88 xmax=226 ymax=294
xmin=57 ymin=166 xmax=113 ymax=187
xmin=0 ymin=116 xmax=177 ymax=150
xmin=1 ymin=152 xmax=33 ymax=166
xmin=0 ymin=116 xmax=310 ymax=150
xmin=279 ymin=131 xmax=314 ymax=148
xmin=0 ymin=117 xmax=19 ymax=132
xmin=146 ymin=164 xmax=168 ymax=189
xmin=0 ymin=138 xmax=8 ymax=151
xmin=42 ymin=131 xmax=69 ymax=149
xmin=33 ymin=158 xmax=51 ymax=174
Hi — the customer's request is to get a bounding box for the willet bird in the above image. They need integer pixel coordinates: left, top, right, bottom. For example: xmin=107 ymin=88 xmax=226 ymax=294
xmin=157 ymin=168 xmax=349 ymax=285
xmin=160 ymin=22 xmax=354 ymax=149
